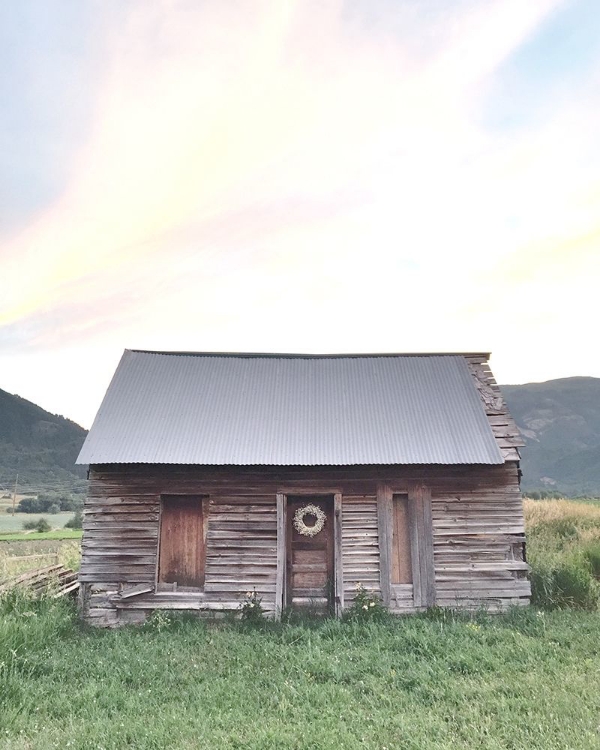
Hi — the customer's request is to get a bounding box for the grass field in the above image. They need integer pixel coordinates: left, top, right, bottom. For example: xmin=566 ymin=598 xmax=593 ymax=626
xmin=0 ymin=513 xmax=76 ymax=533
xmin=1 ymin=598 xmax=600 ymax=749
xmin=1 ymin=497 xmax=600 ymax=748
xmin=524 ymin=498 xmax=600 ymax=609
xmin=0 ymin=530 xmax=82 ymax=542
xmin=0 ymin=494 xmax=76 ymax=535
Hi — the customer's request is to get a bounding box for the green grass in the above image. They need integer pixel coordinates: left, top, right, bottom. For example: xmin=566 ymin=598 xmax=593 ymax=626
xmin=2 ymin=498 xmax=600 ymax=748
xmin=1 ymin=598 xmax=600 ymax=749
xmin=525 ymin=499 xmax=600 ymax=609
xmin=0 ymin=529 xmax=82 ymax=542
xmin=0 ymin=539 xmax=81 ymax=580
xmin=0 ymin=511 xmax=76 ymax=534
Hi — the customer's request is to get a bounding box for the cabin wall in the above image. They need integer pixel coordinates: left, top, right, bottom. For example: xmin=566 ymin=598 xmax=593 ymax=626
xmin=80 ymin=463 xmax=529 ymax=626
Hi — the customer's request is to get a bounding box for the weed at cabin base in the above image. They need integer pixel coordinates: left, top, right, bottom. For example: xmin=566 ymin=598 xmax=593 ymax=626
xmin=343 ymin=583 xmax=390 ymax=623
xmin=238 ymin=589 xmax=267 ymax=625
xmin=145 ymin=609 xmax=203 ymax=633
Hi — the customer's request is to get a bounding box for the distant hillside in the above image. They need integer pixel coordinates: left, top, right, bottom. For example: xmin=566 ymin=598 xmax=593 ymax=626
xmin=501 ymin=377 xmax=600 ymax=496
xmin=0 ymin=388 xmax=87 ymax=493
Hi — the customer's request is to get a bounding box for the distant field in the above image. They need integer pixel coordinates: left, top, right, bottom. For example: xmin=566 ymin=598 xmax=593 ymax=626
xmin=0 ymin=493 xmax=76 ymax=533
xmin=0 ymin=491 xmax=81 ymax=579
xmin=0 ymin=511 xmax=76 ymax=533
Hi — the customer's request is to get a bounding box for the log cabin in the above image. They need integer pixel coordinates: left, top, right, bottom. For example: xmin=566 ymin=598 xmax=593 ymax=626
xmin=76 ymin=350 xmax=530 ymax=626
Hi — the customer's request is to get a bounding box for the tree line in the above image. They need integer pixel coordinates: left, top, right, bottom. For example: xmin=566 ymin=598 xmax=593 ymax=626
xmin=12 ymin=492 xmax=83 ymax=514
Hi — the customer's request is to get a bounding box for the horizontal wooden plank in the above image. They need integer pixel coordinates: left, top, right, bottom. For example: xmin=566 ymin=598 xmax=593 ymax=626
xmin=80 ymin=573 xmax=154 ymax=583
xmin=120 ymin=584 xmax=154 ymax=599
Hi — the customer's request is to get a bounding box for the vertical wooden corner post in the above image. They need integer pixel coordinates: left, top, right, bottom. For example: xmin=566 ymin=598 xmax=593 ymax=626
xmin=334 ymin=492 xmax=344 ymax=618
xmin=377 ymin=484 xmax=393 ymax=608
xmin=275 ymin=493 xmax=286 ymax=621
xmin=408 ymin=484 xmax=436 ymax=609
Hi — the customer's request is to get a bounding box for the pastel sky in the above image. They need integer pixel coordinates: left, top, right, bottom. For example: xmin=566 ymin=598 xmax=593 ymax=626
xmin=1 ymin=0 xmax=599 ymax=428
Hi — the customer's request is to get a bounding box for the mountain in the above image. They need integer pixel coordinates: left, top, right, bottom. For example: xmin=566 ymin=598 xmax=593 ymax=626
xmin=0 ymin=388 xmax=87 ymax=493
xmin=501 ymin=377 xmax=600 ymax=496
xmin=1 ymin=377 xmax=598 ymax=497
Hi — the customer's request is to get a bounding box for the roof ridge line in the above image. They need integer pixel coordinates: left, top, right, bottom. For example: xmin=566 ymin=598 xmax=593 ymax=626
xmin=127 ymin=350 xmax=491 ymax=359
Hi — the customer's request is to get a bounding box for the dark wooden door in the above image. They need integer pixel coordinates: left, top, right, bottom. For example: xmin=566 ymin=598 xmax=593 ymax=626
xmin=286 ymin=496 xmax=334 ymax=613
xmin=158 ymin=496 xmax=205 ymax=588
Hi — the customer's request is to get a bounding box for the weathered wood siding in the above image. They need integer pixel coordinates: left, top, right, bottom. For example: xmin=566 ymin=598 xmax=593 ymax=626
xmin=429 ymin=462 xmax=529 ymax=611
xmin=80 ymin=463 xmax=529 ymax=626
xmin=466 ymin=355 xmax=525 ymax=462
xmin=205 ymin=496 xmax=277 ymax=609
xmin=341 ymin=495 xmax=380 ymax=605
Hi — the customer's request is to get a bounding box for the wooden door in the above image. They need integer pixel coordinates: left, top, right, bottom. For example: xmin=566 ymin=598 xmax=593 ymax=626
xmin=158 ymin=495 xmax=205 ymax=588
xmin=391 ymin=494 xmax=413 ymax=584
xmin=286 ymin=496 xmax=334 ymax=613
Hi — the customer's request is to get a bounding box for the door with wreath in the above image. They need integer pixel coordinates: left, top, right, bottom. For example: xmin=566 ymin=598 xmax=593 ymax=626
xmin=286 ymin=496 xmax=334 ymax=614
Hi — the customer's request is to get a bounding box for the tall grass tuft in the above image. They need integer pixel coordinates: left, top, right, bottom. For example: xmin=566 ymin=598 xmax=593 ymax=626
xmin=0 ymin=589 xmax=77 ymax=714
xmin=529 ymin=555 xmax=599 ymax=610
xmin=582 ymin=542 xmax=600 ymax=578
xmin=525 ymin=498 xmax=600 ymax=610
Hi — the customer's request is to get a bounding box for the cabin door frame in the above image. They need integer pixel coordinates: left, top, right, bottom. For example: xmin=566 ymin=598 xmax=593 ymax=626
xmin=275 ymin=490 xmax=343 ymax=620
xmin=156 ymin=494 xmax=210 ymax=592
xmin=377 ymin=483 xmax=436 ymax=610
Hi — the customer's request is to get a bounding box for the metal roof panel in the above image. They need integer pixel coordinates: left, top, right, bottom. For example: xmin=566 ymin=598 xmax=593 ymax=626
xmin=76 ymin=350 xmax=504 ymax=466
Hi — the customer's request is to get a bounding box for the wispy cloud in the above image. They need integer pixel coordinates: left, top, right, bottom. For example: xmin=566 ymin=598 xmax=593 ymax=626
xmin=1 ymin=0 xmax=599 ymax=425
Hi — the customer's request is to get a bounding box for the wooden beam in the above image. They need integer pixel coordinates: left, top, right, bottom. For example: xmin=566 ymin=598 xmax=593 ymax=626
xmin=408 ymin=484 xmax=436 ymax=608
xmin=120 ymin=584 xmax=154 ymax=600
xmin=334 ymin=492 xmax=344 ymax=617
xmin=407 ymin=487 xmax=423 ymax=607
xmin=202 ymin=497 xmax=211 ymax=544
xmin=154 ymin=495 xmax=163 ymax=591
xmin=275 ymin=493 xmax=286 ymax=621
xmin=376 ymin=484 xmax=392 ymax=607
xmin=420 ymin=485 xmax=436 ymax=607
xmin=277 ymin=487 xmax=342 ymax=496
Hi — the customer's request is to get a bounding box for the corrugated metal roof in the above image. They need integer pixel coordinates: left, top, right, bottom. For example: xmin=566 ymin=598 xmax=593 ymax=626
xmin=76 ymin=350 xmax=504 ymax=466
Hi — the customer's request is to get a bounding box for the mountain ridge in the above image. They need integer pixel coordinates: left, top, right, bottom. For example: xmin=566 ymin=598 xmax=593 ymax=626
xmin=501 ymin=376 xmax=600 ymax=495
xmin=0 ymin=387 xmax=87 ymax=492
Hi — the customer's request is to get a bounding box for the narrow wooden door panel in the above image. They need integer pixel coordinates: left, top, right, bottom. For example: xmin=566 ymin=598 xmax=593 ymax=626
xmin=159 ymin=496 xmax=205 ymax=588
xmin=287 ymin=496 xmax=333 ymax=612
xmin=392 ymin=494 xmax=412 ymax=585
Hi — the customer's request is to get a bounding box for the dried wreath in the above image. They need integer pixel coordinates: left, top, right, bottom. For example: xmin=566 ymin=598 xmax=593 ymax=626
xmin=293 ymin=504 xmax=326 ymax=537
